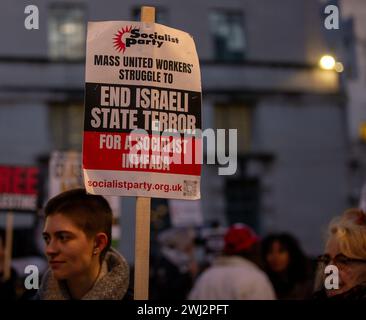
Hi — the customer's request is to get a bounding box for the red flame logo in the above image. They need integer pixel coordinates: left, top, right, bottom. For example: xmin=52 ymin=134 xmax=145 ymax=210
xmin=113 ymin=25 xmax=135 ymax=53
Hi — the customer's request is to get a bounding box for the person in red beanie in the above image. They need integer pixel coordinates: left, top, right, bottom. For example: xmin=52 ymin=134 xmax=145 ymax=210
xmin=188 ymin=223 xmax=275 ymax=300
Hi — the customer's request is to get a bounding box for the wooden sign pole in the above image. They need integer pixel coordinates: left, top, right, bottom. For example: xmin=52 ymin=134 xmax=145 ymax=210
xmin=134 ymin=6 xmax=155 ymax=300
xmin=3 ymin=211 xmax=14 ymax=281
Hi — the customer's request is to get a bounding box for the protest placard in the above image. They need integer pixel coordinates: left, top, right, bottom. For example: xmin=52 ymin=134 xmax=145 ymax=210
xmin=0 ymin=165 xmax=39 ymax=281
xmin=0 ymin=165 xmax=39 ymax=212
xmin=82 ymin=11 xmax=202 ymax=200
xmin=169 ymin=199 xmax=203 ymax=227
xmin=82 ymin=6 xmax=202 ymax=299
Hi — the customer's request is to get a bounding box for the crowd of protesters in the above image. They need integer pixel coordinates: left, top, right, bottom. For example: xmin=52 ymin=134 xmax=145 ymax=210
xmin=1 ymin=188 xmax=366 ymax=300
xmin=149 ymin=209 xmax=366 ymax=300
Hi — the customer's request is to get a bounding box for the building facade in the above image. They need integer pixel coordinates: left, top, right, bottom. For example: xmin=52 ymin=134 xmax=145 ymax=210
xmin=0 ymin=0 xmax=349 ymax=263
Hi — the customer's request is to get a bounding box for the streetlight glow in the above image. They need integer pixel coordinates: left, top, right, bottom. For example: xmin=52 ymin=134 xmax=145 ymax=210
xmin=319 ymin=55 xmax=336 ymax=70
xmin=335 ymin=62 xmax=344 ymax=73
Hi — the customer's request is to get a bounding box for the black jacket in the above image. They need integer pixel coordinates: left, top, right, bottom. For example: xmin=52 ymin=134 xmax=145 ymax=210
xmin=313 ymin=282 xmax=366 ymax=300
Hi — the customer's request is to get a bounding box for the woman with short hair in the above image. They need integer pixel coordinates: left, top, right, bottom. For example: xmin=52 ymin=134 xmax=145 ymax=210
xmin=37 ymin=188 xmax=130 ymax=300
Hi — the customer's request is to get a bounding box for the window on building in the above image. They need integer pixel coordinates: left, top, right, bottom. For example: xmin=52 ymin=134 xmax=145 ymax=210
xmin=225 ymin=178 xmax=260 ymax=232
xmin=214 ymin=104 xmax=252 ymax=154
xmin=48 ymin=4 xmax=86 ymax=60
xmin=210 ymin=10 xmax=246 ymax=61
xmin=49 ymin=103 xmax=84 ymax=151
xmin=132 ymin=7 xmax=168 ymax=24
xmin=342 ymin=18 xmax=358 ymax=80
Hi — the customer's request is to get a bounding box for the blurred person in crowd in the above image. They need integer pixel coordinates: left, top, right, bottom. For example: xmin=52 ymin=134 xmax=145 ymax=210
xmin=36 ymin=188 xmax=130 ymax=300
xmin=262 ymin=233 xmax=315 ymax=300
xmin=199 ymin=220 xmax=227 ymax=268
xmin=188 ymin=223 xmax=275 ymax=300
xmin=150 ymin=227 xmax=198 ymax=300
xmin=313 ymin=209 xmax=366 ymax=299
xmin=0 ymin=232 xmax=17 ymax=300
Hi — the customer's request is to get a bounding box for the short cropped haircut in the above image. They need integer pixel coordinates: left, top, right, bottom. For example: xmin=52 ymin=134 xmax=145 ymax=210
xmin=44 ymin=188 xmax=112 ymax=261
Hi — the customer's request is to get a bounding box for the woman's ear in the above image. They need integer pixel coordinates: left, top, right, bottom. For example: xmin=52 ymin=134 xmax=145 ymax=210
xmin=93 ymin=233 xmax=108 ymax=255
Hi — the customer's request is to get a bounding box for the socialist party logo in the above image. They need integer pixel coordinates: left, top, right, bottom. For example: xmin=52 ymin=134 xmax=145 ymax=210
xmin=113 ymin=26 xmax=179 ymax=53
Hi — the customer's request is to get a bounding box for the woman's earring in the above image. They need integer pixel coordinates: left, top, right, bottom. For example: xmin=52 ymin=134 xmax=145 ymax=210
xmin=93 ymin=249 xmax=98 ymax=255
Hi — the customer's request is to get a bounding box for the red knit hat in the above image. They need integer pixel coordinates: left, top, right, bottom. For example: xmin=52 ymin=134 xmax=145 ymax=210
xmin=223 ymin=223 xmax=260 ymax=255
